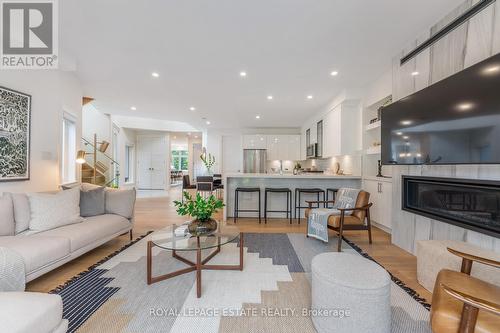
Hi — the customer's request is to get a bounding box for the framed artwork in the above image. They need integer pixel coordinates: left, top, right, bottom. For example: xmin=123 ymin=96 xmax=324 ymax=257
xmin=0 ymin=86 xmax=31 ymax=182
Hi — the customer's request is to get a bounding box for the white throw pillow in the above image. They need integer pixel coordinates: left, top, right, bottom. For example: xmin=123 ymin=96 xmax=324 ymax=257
xmin=27 ymin=187 xmax=84 ymax=233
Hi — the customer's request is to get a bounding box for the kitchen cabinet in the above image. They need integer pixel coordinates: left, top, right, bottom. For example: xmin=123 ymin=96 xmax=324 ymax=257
xmin=242 ymin=134 xmax=267 ymax=149
xmin=266 ymin=134 xmax=301 ymax=161
xmin=363 ymin=178 xmax=392 ymax=231
xmin=322 ymin=101 xmax=361 ymax=158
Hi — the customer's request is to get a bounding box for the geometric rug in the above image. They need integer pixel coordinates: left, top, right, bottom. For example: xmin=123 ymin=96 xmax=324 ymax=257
xmin=51 ymin=232 xmax=432 ymax=333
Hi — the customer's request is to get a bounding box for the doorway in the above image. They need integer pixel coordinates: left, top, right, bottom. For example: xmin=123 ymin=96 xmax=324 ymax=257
xmin=137 ymin=135 xmax=168 ymax=190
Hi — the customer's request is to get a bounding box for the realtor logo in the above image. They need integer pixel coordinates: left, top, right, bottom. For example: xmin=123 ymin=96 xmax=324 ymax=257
xmin=1 ymin=0 xmax=58 ymax=69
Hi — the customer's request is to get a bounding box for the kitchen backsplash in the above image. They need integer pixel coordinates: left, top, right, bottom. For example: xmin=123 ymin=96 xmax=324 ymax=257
xmin=299 ymin=155 xmax=361 ymax=175
xmin=266 ymin=155 xmax=361 ymax=175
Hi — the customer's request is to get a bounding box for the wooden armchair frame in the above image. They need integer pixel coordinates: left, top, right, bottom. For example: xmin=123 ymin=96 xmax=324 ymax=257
xmin=306 ymin=199 xmax=373 ymax=252
xmin=438 ymin=247 xmax=500 ymax=333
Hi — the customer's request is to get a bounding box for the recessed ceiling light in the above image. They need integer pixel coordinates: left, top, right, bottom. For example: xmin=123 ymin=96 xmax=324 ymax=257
xmin=130 ymin=106 xmax=137 ymax=111
xmin=330 ymin=71 xmax=339 ymax=76
xmin=411 ymin=71 xmax=420 ymax=76
xmin=173 ymin=136 xmax=177 ymax=139
xmin=206 ymin=120 xmax=211 ymax=125
xmin=307 ymin=95 xmax=313 ymax=100
xmin=151 ymin=72 xmax=160 ymax=78
xmin=457 ymin=102 xmax=474 ymax=111
xmin=194 ymin=135 xmax=198 ymax=139
xmin=239 ymin=71 xmax=247 ymax=77
xmin=403 ymin=136 xmax=409 ymax=140
xmin=267 ymin=95 xmax=273 ymax=100
xmin=255 ymin=115 xmax=261 ymax=119
xmin=396 ymin=132 xmax=403 ymax=136
xmin=189 ymin=106 xmax=196 ymax=111
xmin=401 ymin=120 xmax=412 ymax=125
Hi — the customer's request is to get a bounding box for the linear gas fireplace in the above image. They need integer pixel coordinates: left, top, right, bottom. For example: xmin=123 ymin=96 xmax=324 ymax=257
xmin=403 ymin=176 xmax=500 ymax=238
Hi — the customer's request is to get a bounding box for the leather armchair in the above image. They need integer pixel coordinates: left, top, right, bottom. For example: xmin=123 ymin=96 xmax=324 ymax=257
xmin=431 ymin=247 xmax=500 ymax=333
xmin=304 ymin=190 xmax=373 ymax=252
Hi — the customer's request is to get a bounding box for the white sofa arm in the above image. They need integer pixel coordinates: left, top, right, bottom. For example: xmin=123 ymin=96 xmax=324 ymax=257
xmin=0 ymin=247 xmax=26 ymax=292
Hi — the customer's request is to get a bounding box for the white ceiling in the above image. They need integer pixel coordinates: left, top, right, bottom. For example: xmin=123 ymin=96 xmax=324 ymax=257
xmin=61 ymin=0 xmax=459 ymax=130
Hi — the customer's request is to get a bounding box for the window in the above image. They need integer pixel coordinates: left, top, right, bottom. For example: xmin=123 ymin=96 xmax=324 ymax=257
xmin=61 ymin=113 xmax=77 ymax=184
xmin=171 ymin=150 xmax=188 ymax=171
xmin=124 ymin=144 xmax=135 ymax=183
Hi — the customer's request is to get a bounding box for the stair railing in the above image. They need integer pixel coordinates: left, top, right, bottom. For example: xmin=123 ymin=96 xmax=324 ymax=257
xmin=81 ymin=136 xmax=120 ymax=187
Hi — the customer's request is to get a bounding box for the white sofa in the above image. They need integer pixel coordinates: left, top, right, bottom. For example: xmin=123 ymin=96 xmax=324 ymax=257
xmin=0 ymin=187 xmax=135 ymax=283
xmin=0 ymin=186 xmax=136 ymax=333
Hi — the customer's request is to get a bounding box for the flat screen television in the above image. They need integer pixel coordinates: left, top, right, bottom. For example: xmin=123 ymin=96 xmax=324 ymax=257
xmin=381 ymin=53 xmax=500 ymax=165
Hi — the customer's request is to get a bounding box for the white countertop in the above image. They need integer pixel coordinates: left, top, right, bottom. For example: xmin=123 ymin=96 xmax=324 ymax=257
xmin=225 ymin=173 xmax=362 ymax=180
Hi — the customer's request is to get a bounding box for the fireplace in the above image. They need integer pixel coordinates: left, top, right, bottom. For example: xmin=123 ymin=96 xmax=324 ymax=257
xmin=403 ymin=176 xmax=500 ymax=238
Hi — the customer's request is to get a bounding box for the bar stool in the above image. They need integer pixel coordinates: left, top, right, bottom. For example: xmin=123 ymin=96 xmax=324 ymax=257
xmin=264 ymin=188 xmax=292 ymax=224
xmin=326 ymin=188 xmax=339 ymax=208
xmin=295 ymin=188 xmax=325 ymax=224
xmin=234 ymin=187 xmax=261 ymax=224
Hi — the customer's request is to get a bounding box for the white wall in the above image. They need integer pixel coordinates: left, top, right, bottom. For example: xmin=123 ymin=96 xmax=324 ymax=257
xmin=115 ymin=127 xmax=137 ymax=188
xmin=82 ymin=104 xmax=111 ymax=143
xmin=0 ymin=70 xmax=83 ymax=193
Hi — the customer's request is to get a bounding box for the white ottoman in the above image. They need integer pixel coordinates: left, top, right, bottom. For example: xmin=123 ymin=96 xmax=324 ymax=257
xmin=311 ymin=253 xmax=391 ymax=333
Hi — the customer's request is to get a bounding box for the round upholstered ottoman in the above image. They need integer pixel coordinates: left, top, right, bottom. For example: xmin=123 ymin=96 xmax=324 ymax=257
xmin=311 ymin=252 xmax=391 ymax=333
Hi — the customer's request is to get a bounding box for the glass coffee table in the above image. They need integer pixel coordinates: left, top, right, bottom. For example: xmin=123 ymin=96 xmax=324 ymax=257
xmin=147 ymin=222 xmax=243 ymax=298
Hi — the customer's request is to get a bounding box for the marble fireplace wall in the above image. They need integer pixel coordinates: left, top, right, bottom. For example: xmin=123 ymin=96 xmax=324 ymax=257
xmin=391 ymin=0 xmax=500 ymax=254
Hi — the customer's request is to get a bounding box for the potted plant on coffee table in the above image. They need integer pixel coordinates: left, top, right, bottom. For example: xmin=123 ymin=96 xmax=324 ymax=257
xmin=174 ymin=191 xmax=225 ymax=235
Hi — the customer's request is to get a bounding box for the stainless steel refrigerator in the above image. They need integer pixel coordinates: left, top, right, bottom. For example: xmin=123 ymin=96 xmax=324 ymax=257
xmin=243 ymin=149 xmax=267 ymax=173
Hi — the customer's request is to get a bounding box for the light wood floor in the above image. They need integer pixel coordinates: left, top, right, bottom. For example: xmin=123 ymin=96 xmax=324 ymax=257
xmin=27 ymin=187 xmax=432 ymax=303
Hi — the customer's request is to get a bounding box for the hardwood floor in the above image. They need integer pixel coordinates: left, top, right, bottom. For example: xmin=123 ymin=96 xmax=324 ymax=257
xmin=27 ymin=187 xmax=432 ymax=303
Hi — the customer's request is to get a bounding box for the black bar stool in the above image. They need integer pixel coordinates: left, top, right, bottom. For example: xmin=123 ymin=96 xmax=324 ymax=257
xmin=234 ymin=187 xmax=261 ymax=224
xmin=264 ymin=188 xmax=292 ymax=224
xmin=295 ymin=188 xmax=325 ymax=224
xmin=326 ymin=188 xmax=339 ymax=208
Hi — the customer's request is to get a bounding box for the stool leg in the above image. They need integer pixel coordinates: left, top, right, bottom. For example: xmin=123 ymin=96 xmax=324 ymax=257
xmin=316 ymin=192 xmax=320 ymax=208
xmin=294 ymin=189 xmax=297 ymax=222
xmin=264 ymin=190 xmax=267 ymax=224
xmin=298 ymin=192 xmax=301 ymax=225
xmin=258 ymin=191 xmax=261 ymax=224
xmin=289 ymin=191 xmax=292 ymax=225
xmin=234 ymin=191 xmax=238 ymax=224
xmin=322 ymin=191 xmax=326 ymax=208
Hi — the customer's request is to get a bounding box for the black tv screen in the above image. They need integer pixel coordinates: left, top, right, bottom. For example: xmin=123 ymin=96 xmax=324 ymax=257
xmin=381 ymin=53 xmax=500 ymax=165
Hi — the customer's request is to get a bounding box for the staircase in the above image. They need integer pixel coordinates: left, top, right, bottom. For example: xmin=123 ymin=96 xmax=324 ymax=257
xmin=80 ymin=137 xmax=120 ymax=187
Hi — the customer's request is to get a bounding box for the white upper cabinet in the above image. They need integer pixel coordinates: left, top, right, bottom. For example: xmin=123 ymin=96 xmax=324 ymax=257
xmin=322 ymin=101 xmax=361 ymax=158
xmin=265 ymin=134 xmax=301 ymax=161
xmin=242 ymin=134 xmax=267 ymax=149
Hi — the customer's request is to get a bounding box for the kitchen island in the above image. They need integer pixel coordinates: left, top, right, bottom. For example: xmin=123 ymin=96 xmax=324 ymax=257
xmin=223 ymin=173 xmax=362 ymax=221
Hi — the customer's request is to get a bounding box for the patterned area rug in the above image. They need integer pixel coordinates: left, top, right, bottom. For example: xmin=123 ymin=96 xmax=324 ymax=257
xmin=51 ymin=232 xmax=432 ymax=333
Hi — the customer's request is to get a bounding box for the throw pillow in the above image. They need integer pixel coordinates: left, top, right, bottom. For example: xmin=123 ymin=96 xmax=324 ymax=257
xmin=10 ymin=193 xmax=31 ymax=234
xmin=27 ymin=187 xmax=84 ymax=233
xmin=0 ymin=194 xmax=15 ymax=236
xmin=105 ymin=188 xmax=136 ymax=219
xmin=80 ymin=186 xmax=105 ymax=217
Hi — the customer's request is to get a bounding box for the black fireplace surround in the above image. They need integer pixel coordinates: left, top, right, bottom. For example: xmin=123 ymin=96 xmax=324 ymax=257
xmin=403 ymin=176 xmax=500 ymax=238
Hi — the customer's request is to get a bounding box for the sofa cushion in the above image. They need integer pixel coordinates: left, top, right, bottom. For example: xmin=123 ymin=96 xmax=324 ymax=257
xmin=40 ymin=214 xmax=131 ymax=252
xmin=0 ymin=246 xmax=26 ymax=291
xmin=0 ymin=236 xmax=70 ymax=274
xmin=105 ymin=188 xmax=136 ymax=219
xmin=27 ymin=187 xmax=83 ymax=233
xmin=0 ymin=291 xmax=65 ymax=333
xmin=0 ymin=194 xmax=15 ymax=236
xmin=11 ymin=193 xmax=31 ymax=234
xmin=80 ymin=185 xmax=105 ymax=217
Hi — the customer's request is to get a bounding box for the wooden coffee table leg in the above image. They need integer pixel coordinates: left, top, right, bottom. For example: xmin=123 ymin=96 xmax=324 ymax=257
xmin=147 ymin=240 xmax=153 ymax=285
xmin=196 ymin=248 xmax=202 ymax=298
